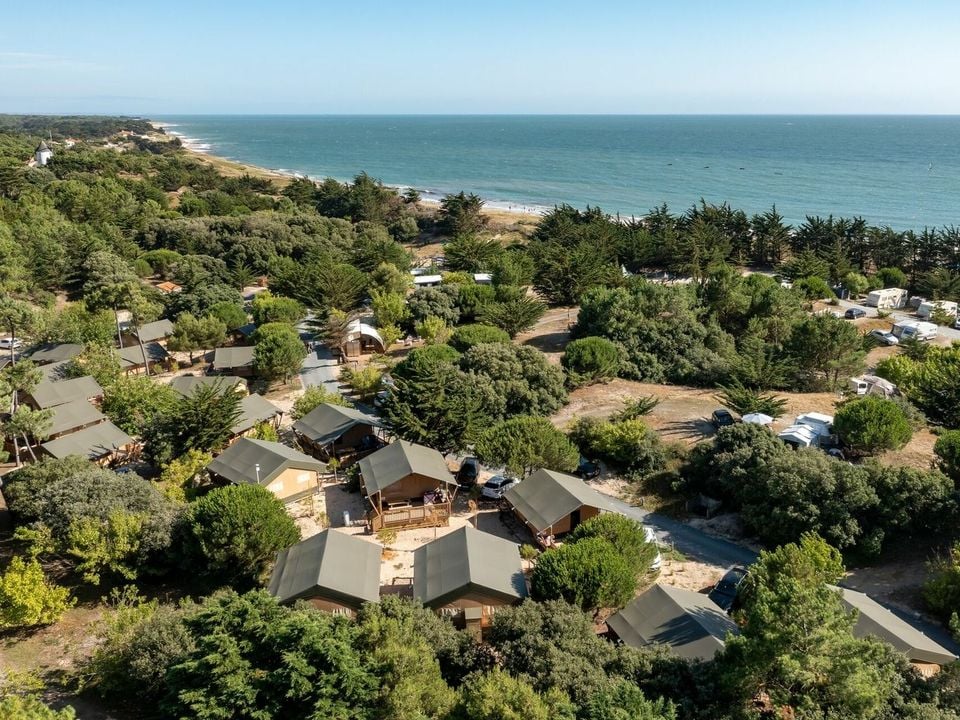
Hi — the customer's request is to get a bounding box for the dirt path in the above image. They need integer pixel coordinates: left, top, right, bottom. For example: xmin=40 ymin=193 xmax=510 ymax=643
xmin=552 ymin=379 xmax=841 ymax=445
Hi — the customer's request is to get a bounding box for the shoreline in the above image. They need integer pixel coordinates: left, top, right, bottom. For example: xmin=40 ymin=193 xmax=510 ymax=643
xmin=152 ymin=120 xmax=548 ymax=222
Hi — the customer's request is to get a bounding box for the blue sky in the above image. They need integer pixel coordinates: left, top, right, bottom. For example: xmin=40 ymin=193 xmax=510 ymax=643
xmin=1 ymin=0 xmax=958 ymax=114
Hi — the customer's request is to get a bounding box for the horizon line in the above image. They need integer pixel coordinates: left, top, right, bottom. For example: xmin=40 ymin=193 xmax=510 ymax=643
xmin=4 ymin=111 xmax=960 ymax=119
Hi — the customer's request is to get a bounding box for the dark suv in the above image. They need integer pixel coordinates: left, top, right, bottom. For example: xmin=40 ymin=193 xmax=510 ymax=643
xmin=577 ymin=456 xmax=600 ymax=480
xmin=711 ymin=408 xmax=736 ymax=429
xmin=457 ymin=457 xmax=480 ymax=488
xmin=844 ymin=307 xmax=866 ymax=319
xmin=708 ymin=566 xmax=749 ymax=612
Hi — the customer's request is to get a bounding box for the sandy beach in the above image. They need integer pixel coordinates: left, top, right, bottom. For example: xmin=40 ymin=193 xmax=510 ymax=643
xmin=151 ymin=119 xmax=545 ymax=227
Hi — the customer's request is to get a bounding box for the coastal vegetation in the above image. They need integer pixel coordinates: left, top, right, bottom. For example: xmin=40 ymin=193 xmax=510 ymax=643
xmin=0 ymin=115 xmax=959 ymax=720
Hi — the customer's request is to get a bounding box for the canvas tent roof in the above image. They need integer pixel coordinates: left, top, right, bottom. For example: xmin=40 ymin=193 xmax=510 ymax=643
xmin=231 ymin=394 xmax=281 ymax=435
xmin=268 ymin=529 xmax=381 ymax=607
xmin=413 ymin=526 xmax=527 ymax=608
xmin=836 ymin=587 xmax=958 ymax=666
xmin=503 ymin=468 xmax=618 ymax=534
xmin=293 ymin=403 xmax=384 ymax=447
xmin=46 ymin=399 xmax=105 ymax=437
xmin=30 ymin=376 xmax=104 ymax=409
xmin=345 ymin=319 xmax=384 ymax=348
xmin=213 ymin=346 xmax=255 ymax=371
xmin=206 ymin=438 xmax=325 ymax=486
xmin=118 ymin=342 xmax=169 ymax=369
xmin=607 ymin=584 xmax=737 ymax=661
xmin=235 ymin=322 xmax=257 ymax=338
xmin=41 ymin=420 xmax=132 ymax=460
xmin=357 ymin=440 xmax=455 ymax=496
xmin=128 ymin=318 xmax=174 ymax=342
xmin=30 ymin=343 xmax=83 ymax=365
xmin=38 ymin=360 xmax=70 ymax=381
xmin=169 ymin=375 xmax=247 ymax=397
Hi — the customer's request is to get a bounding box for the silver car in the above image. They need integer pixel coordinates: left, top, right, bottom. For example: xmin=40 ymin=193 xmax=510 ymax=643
xmin=480 ymin=475 xmax=519 ymax=499
xmin=868 ymin=329 xmax=899 ymax=346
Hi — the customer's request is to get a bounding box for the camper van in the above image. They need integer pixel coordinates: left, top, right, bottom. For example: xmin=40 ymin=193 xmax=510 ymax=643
xmin=891 ymin=320 xmax=938 ymax=342
xmin=917 ymin=300 xmax=958 ymax=320
xmin=865 ymin=287 xmax=909 ymax=310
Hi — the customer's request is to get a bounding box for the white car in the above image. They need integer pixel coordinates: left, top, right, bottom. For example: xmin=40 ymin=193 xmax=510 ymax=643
xmin=480 ymin=475 xmax=519 ymax=500
xmin=645 ymin=526 xmax=663 ymax=571
xmin=0 ymin=337 xmax=22 ymax=350
xmin=868 ymin=329 xmax=899 ymax=346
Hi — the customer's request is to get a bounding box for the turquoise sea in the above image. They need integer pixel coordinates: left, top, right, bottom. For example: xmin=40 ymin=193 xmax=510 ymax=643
xmin=154 ymin=115 xmax=960 ymax=229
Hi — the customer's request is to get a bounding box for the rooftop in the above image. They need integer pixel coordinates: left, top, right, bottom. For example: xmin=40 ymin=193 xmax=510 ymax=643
xmin=29 ymin=343 xmax=83 ymax=365
xmin=504 ymin=468 xmax=617 ymax=534
xmin=268 ymin=529 xmax=381 ymax=607
xmin=413 ymin=526 xmax=527 ymax=608
xmin=357 ymin=440 xmax=456 ymax=496
xmin=213 ymin=346 xmax=255 ymax=371
xmin=293 ymin=403 xmax=384 ymax=447
xmin=169 ymin=375 xmax=247 ymax=397
xmin=118 ymin=342 xmax=169 ymax=369
xmin=41 ymin=421 xmax=132 ymax=460
xmin=836 ymin=587 xmax=958 ymax=666
xmin=128 ymin=318 xmax=175 ymax=342
xmin=45 ymin=399 xmax=106 ymax=437
xmin=607 ymin=584 xmax=737 ymax=661
xmin=206 ymin=438 xmax=325 ymax=486
xmin=30 ymin=376 xmax=104 ymax=409
xmin=231 ymin=394 xmax=281 ymax=436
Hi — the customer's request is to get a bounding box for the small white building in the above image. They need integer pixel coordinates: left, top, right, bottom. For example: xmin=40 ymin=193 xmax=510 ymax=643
xmin=865 ymin=287 xmax=909 ymax=310
xmin=473 ymin=273 xmax=492 ymax=285
xmin=917 ymin=300 xmax=958 ymax=320
xmin=34 ymin=140 xmax=53 ymax=166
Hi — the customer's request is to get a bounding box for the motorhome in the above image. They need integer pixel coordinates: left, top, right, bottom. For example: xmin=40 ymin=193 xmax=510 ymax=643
xmin=864 ymin=287 xmax=909 ymax=310
xmin=916 ymin=300 xmax=958 ymax=320
xmin=891 ymin=320 xmax=938 ymax=341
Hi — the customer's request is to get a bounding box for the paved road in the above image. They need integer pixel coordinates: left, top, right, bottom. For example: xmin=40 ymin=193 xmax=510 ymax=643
xmin=296 ymin=317 xmax=342 ymax=393
xmin=837 ymin=298 xmax=960 ymax=342
xmin=601 ymin=494 xmax=759 ymax=569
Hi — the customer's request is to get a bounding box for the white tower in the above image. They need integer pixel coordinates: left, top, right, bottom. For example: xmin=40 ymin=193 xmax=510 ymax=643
xmin=34 ymin=140 xmax=53 ymax=166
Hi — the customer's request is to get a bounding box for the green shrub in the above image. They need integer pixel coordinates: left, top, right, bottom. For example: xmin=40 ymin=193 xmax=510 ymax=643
xmin=291 ymin=385 xmax=352 ymax=420
xmin=0 ymin=557 xmax=74 ymax=629
xmin=714 ymin=383 xmax=787 ymax=418
xmin=179 ymin=485 xmax=300 ymax=586
xmin=475 ymin=416 xmax=579 ymax=477
xmin=570 ymin=416 xmax=667 ymax=475
xmin=561 ymin=337 xmax=622 ymax=387
xmin=531 ymin=537 xmax=636 ymax=612
xmin=0 ymin=696 xmax=76 ymax=719
xmin=834 ymin=396 xmax=912 ymax=455
xmin=934 ymin=430 xmax=960 ymax=483
xmin=449 ymin=323 xmax=510 ymax=352
xmin=568 ymin=514 xmax=658 ymax=575
xmin=793 ymin=276 xmax=836 ymax=300
xmin=923 ymin=543 xmax=960 ymax=626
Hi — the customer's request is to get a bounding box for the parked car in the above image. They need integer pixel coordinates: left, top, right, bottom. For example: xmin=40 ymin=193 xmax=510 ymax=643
xmin=844 ymin=307 xmax=866 ymax=320
xmin=868 ymin=329 xmax=899 ymax=346
xmin=645 ymin=526 xmax=662 ymax=571
xmin=577 ymin=456 xmax=600 ymax=480
xmin=0 ymin=337 xmax=23 ymax=349
xmin=481 ymin=475 xmax=519 ymax=499
xmin=711 ymin=408 xmax=736 ymax=429
xmin=457 ymin=456 xmax=480 ymax=487
xmin=708 ymin=566 xmax=749 ymax=612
